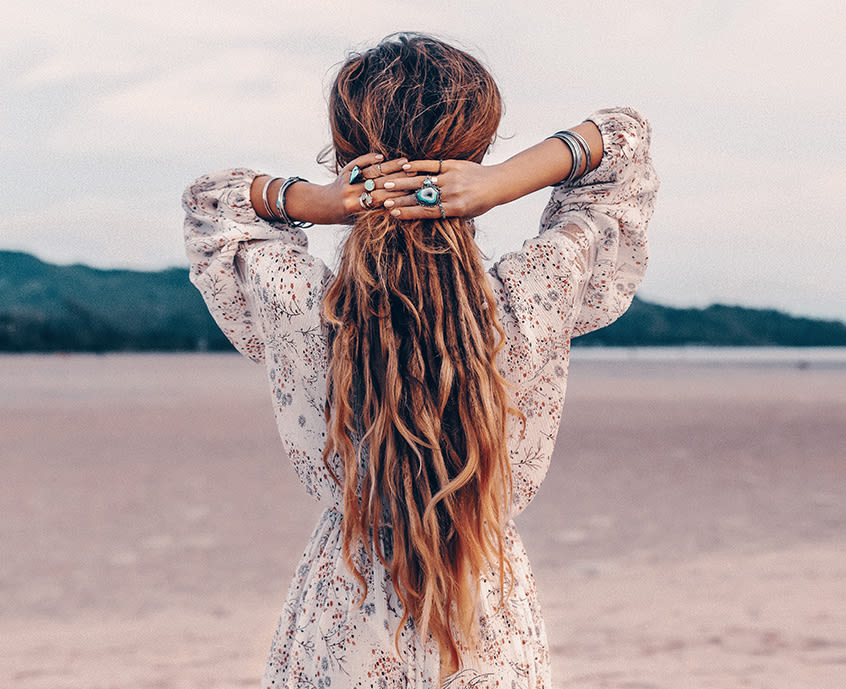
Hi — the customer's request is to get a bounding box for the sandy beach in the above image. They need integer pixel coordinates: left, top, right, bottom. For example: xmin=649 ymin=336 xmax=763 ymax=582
xmin=1 ymin=352 xmax=844 ymax=689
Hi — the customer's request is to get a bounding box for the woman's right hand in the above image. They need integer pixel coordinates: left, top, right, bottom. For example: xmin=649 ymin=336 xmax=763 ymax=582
xmin=380 ymin=159 xmax=505 ymax=220
xmin=380 ymin=120 xmax=603 ymax=220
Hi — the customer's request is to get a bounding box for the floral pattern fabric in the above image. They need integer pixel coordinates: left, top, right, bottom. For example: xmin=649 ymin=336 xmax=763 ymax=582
xmin=183 ymin=107 xmax=658 ymax=688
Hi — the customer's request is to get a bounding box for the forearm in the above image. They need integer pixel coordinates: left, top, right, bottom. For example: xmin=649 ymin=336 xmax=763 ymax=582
xmin=250 ymin=153 xmax=406 ymax=225
xmin=488 ymin=120 xmax=602 ymax=206
xmin=250 ymin=176 xmax=338 ymax=225
xmin=249 ymin=122 xmax=603 ymax=224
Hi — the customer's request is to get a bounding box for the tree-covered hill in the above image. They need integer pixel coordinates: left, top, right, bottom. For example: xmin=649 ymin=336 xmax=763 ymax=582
xmin=576 ymin=298 xmax=846 ymax=347
xmin=0 ymin=251 xmax=230 ymax=352
xmin=1 ymin=250 xmax=844 ymax=352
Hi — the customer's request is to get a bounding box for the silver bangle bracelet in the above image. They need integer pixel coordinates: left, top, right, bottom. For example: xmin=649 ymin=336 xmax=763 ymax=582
xmin=548 ymin=131 xmax=591 ymax=184
xmin=564 ymin=129 xmax=592 ymax=176
xmin=549 ymin=132 xmax=582 ymax=184
xmin=261 ymin=176 xmax=282 ymax=218
xmin=567 ymin=134 xmax=583 ymax=183
xmin=276 ymin=176 xmax=314 ymax=228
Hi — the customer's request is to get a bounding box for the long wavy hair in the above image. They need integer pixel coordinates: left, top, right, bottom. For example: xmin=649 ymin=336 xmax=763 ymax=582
xmin=321 ymin=33 xmax=516 ymax=671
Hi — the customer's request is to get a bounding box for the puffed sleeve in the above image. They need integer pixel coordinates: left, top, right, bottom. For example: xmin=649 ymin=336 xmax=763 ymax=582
xmin=491 ymin=107 xmax=659 ymax=360
xmin=490 ymin=109 xmax=658 ymax=515
xmin=182 ymin=168 xmax=310 ymax=362
xmin=540 ymin=107 xmax=658 ymax=336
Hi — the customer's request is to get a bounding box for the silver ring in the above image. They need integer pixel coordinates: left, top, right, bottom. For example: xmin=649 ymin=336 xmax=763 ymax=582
xmin=359 ymin=191 xmax=373 ymax=209
xmin=438 ymin=201 xmax=446 ymax=219
xmin=415 ymin=177 xmax=441 ymax=207
xmin=376 ymin=162 xmax=383 ymax=175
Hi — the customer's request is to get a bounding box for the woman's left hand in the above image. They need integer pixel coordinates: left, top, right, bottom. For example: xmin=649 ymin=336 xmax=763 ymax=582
xmin=314 ymin=153 xmax=410 ymax=223
xmin=256 ymin=153 xmax=411 ymax=225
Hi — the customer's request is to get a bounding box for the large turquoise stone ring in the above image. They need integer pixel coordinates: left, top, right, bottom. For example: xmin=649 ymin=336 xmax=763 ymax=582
xmin=349 ymin=165 xmax=363 ymax=185
xmin=364 ymin=178 xmax=375 ymax=192
xmin=415 ymin=177 xmax=441 ymax=206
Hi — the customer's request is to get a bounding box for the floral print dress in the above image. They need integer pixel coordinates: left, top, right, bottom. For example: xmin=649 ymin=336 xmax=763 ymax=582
xmin=183 ymin=107 xmax=658 ymax=688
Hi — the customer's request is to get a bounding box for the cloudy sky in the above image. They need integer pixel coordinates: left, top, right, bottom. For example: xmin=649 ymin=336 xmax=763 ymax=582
xmin=2 ymin=0 xmax=844 ymax=319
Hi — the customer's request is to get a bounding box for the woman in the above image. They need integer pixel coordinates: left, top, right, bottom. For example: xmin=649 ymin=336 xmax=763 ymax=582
xmin=184 ymin=32 xmax=657 ymax=688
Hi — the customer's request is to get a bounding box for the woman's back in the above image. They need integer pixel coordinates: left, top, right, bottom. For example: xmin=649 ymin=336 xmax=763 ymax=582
xmin=183 ymin=33 xmax=657 ymax=689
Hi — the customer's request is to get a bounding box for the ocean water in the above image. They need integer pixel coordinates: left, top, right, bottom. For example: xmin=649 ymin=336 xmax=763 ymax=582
xmin=570 ymin=345 xmax=846 ymax=368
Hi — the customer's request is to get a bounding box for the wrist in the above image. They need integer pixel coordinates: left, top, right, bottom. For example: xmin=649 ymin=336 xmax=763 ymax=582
xmin=250 ymin=175 xmax=276 ymax=220
xmin=570 ymin=120 xmax=603 ymax=173
xmin=286 ymin=182 xmax=342 ymax=225
xmin=479 ymin=163 xmax=513 ymax=210
xmin=251 ymin=175 xmax=325 ymax=225
xmin=493 ymin=143 xmax=562 ymax=204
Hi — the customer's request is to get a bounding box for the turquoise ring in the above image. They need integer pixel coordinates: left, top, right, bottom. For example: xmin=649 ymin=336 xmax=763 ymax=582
xmin=349 ymin=165 xmax=364 ymax=185
xmin=364 ymin=178 xmax=375 ymax=192
xmin=415 ymin=177 xmax=441 ymax=207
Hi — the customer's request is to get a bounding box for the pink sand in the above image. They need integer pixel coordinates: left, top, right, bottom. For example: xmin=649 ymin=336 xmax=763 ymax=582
xmin=1 ymin=353 xmax=844 ymax=688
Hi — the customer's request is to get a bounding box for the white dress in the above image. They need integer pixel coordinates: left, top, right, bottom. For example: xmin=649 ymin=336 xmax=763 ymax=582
xmin=183 ymin=107 xmax=658 ymax=688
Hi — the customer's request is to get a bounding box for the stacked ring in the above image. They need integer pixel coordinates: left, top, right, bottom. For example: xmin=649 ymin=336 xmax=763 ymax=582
xmin=415 ymin=177 xmax=441 ymax=207
xmin=359 ymin=192 xmax=373 ymax=209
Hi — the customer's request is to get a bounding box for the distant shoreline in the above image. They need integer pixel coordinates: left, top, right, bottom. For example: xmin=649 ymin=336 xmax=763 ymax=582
xmin=571 ymin=344 xmax=846 ymax=361
xmin=4 ymin=346 xmax=846 ymax=368
xmin=3 ymin=249 xmax=846 ymax=351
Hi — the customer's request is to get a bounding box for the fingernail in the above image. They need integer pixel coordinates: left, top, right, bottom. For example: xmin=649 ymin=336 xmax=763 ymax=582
xmin=375 ymin=154 xmax=384 ymax=160
xmin=391 ymin=209 xmax=401 ymax=217
xmin=384 ymin=199 xmax=394 ymax=207
xmin=384 ymin=181 xmax=395 ymax=189
xmin=402 ymin=163 xmax=411 ymax=170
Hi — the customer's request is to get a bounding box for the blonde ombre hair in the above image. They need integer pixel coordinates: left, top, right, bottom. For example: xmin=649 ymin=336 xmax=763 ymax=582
xmin=321 ymin=33 xmax=517 ymax=672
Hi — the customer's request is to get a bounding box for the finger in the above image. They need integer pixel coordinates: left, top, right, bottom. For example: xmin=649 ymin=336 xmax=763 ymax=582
xmin=362 ymin=157 xmax=408 ymax=179
xmin=381 ymin=172 xmax=442 ymax=206
xmin=401 ymin=160 xmax=443 ymax=175
xmin=366 ymin=189 xmax=409 ymax=207
xmin=380 ymin=175 xmax=439 ymax=192
xmin=355 ymin=172 xmax=436 ymax=192
xmin=375 ymin=170 xmax=425 ymax=189
xmin=342 ymin=152 xmax=385 ymax=173
xmin=382 ymin=193 xmax=419 ymax=209
xmin=351 ymin=187 xmax=409 ymax=213
xmin=388 ymin=202 xmax=444 ymax=219
xmin=383 ymin=191 xmax=442 ymax=211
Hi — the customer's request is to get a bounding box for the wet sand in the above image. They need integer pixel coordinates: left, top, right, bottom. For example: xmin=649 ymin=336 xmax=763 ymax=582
xmin=1 ymin=353 xmax=844 ymax=688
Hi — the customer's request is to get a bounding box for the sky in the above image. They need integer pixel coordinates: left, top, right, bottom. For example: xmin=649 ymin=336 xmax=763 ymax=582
xmin=2 ymin=0 xmax=844 ymax=320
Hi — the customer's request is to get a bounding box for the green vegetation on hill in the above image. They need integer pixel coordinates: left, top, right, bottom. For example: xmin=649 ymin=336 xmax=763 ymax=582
xmin=576 ymin=298 xmax=846 ymax=347
xmin=1 ymin=250 xmax=844 ymax=352
xmin=0 ymin=251 xmax=230 ymax=352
